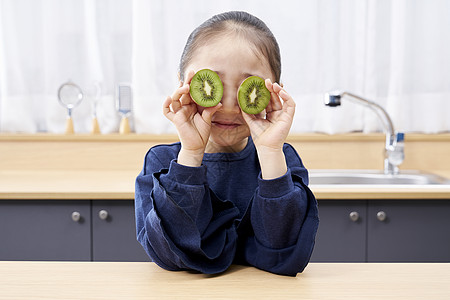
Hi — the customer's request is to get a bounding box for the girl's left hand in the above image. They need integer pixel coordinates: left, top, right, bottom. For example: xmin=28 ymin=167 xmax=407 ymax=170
xmin=242 ymin=79 xmax=295 ymax=153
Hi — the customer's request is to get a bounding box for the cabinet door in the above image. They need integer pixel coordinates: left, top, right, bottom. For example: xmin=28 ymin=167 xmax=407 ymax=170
xmin=92 ymin=200 xmax=150 ymax=261
xmin=368 ymin=200 xmax=450 ymax=262
xmin=310 ymin=200 xmax=367 ymax=262
xmin=0 ymin=200 xmax=90 ymax=260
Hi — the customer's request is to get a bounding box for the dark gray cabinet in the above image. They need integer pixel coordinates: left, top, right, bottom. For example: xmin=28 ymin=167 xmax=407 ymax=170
xmin=0 ymin=200 xmax=91 ymax=260
xmin=310 ymin=200 xmax=366 ymax=262
xmin=92 ymin=200 xmax=149 ymax=261
xmin=368 ymin=200 xmax=450 ymax=262
xmin=310 ymin=199 xmax=450 ymax=262
xmin=0 ymin=200 xmax=150 ymax=262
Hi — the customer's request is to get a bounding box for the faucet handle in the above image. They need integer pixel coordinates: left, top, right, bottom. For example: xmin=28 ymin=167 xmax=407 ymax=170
xmin=396 ymin=132 xmax=405 ymax=143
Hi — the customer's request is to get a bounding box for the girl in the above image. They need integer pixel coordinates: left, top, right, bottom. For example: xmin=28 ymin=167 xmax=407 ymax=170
xmin=135 ymin=11 xmax=318 ymax=276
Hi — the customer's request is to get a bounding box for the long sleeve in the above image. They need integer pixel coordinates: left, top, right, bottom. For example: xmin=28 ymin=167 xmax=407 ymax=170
xmin=240 ymin=144 xmax=319 ymax=276
xmin=135 ymin=141 xmax=319 ymax=276
xmin=135 ymin=146 xmax=240 ymax=274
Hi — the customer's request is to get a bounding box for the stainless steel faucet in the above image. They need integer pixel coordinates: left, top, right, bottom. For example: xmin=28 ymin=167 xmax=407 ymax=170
xmin=324 ymin=91 xmax=404 ymax=175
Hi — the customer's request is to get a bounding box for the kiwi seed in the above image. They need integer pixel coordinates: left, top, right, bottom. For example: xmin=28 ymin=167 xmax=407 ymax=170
xmin=189 ymin=69 xmax=223 ymax=107
xmin=237 ymin=76 xmax=270 ymax=114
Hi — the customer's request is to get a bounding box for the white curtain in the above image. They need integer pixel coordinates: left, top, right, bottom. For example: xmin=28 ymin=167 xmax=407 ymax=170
xmin=0 ymin=0 xmax=131 ymax=133
xmin=1 ymin=0 xmax=449 ymax=134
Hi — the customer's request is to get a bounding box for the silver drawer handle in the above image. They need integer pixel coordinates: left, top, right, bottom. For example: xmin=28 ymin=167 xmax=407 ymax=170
xmin=98 ymin=209 xmax=109 ymax=220
xmin=377 ymin=211 xmax=387 ymax=222
xmin=349 ymin=211 xmax=360 ymax=222
xmin=71 ymin=211 xmax=81 ymax=222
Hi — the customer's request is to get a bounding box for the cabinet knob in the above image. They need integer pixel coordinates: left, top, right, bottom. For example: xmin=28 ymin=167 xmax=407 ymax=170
xmin=98 ymin=209 xmax=109 ymax=220
xmin=349 ymin=211 xmax=360 ymax=222
xmin=71 ymin=211 xmax=81 ymax=222
xmin=377 ymin=211 xmax=387 ymax=222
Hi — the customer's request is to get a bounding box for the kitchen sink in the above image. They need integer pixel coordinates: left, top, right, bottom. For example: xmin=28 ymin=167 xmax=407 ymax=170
xmin=308 ymin=170 xmax=450 ymax=185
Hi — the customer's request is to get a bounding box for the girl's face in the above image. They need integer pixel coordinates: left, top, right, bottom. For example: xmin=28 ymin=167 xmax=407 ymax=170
xmin=184 ymin=36 xmax=275 ymax=153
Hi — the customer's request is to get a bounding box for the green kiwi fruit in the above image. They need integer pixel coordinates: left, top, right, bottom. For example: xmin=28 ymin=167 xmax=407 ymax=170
xmin=189 ymin=69 xmax=223 ymax=107
xmin=237 ymin=76 xmax=270 ymax=114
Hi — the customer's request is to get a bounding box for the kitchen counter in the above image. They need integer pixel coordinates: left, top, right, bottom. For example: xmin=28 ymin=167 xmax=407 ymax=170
xmin=0 ymin=261 xmax=448 ymax=299
xmin=0 ymin=169 xmax=137 ymax=200
xmin=1 ymin=133 xmax=450 ymax=200
xmin=1 ymin=169 xmax=450 ymax=200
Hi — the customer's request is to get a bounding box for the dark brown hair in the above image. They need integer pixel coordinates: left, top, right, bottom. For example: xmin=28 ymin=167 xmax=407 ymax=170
xmin=179 ymin=11 xmax=281 ymax=82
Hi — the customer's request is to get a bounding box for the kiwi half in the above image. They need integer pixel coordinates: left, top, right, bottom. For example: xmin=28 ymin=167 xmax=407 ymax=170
xmin=189 ymin=69 xmax=223 ymax=107
xmin=237 ymin=76 xmax=270 ymax=114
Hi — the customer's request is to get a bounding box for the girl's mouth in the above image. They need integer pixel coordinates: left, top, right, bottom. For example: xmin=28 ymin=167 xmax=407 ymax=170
xmin=212 ymin=121 xmax=241 ymax=129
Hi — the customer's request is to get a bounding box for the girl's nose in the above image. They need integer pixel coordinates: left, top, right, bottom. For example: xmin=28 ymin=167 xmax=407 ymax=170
xmin=220 ymin=87 xmax=240 ymax=113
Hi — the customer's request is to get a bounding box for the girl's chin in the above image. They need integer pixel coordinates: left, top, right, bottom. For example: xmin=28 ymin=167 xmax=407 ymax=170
xmin=208 ymin=131 xmax=250 ymax=152
xmin=206 ymin=137 xmax=247 ymax=153
xmin=211 ymin=124 xmax=249 ymax=138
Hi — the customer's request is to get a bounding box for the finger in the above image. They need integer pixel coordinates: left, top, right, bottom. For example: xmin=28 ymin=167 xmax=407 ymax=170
xmin=241 ymin=110 xmax=257 ymax=126
xmin=170 ymin=84 xmax=190 ymax=113
xmin=272 ymin=82 xmax=283 ymax=94
xmin=184 ymin=69 xmax=196 ymax=84
xmin=269 ymin=82 xmax=283 ymax=111
xmin=264 ymin=79 xmax=275 ymax=113
xmin=171 ymin=84 xmax=189 ymax=101
xmin=162 ymin=96 xmax=174 ymax=121
xmin=278 ymin=88 xmax=296 ymax=114
xmin=278 ymin=88 xmax=294 ymax=106
xmin=201 ymin=103 xmax=222 ymax=124
xmin=179 ymin=81 xmax=194 ymax=106
xmin=178 ymin=70 xmax=196 ymax=106
xmin=265 ymin=78 xmax=274 ymax=92
xmin=179 ymin=93 xmax=193 ymax=106
xmin=171 ymin=98 xmax=182 ymax=113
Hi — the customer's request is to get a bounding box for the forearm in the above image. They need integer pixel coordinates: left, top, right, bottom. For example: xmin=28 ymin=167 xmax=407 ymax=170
xmin=252 ymin=169 xmax=305 ymax=248
xmin=136 ymin=163 xmax=239 ymax=274
xmin=256 ymin=147 xmax=288 ymax=179
xmin=177 ymin=148 xmax=204 ymax=167
xmin=245 ymin=170 xmax=318 ymax=275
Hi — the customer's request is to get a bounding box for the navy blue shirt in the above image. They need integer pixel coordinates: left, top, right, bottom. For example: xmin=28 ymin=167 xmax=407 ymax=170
xmin=135 ymin=137 xmax=319 ymax=276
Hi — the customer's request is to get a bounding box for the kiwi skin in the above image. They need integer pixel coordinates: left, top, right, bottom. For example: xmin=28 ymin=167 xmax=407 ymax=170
xmin=189 ymin=69 xmax=223 ymax=107
xmin=237 ymin=76 xmax=271 ymax=114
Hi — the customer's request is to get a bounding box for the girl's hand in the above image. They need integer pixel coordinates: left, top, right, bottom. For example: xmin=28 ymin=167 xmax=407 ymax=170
xmin=242 ymin=79 xmax=295 ymax=179
xmin=242 ymin=79 xmax=295 ymax=152
xmin=163 ymin=70 xmax=222 ymax=166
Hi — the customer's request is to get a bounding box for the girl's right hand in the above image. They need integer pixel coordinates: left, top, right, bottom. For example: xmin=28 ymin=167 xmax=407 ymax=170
xmin=163 ymin=70 xmax=222 ymax=167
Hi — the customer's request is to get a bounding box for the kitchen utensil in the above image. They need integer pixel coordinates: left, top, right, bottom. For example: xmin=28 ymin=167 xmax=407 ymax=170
xmin=86 ymin=81 xmax=102 ymax=134
xmin=116 ymin=84 xmax=132 ymax=134
xmin=58 ymin=81 xmax=83 ymax=134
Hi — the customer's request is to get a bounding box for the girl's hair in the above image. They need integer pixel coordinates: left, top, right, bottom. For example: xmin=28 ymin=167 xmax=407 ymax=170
xmin=179 ymin=11 xmax=281 ymax=82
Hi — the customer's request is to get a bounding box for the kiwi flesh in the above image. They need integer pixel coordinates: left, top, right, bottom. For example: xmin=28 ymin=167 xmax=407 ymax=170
xmin=237 ymin=76 xmax=270 ymax=114
xmin=189 ymin=69 xmax=223 ymax=107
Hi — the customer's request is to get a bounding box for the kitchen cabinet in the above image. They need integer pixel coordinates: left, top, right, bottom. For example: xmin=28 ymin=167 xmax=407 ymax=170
xmin=2 ymin=198 xmax=449 ymax=263
xmin=0 ymin=200 xmax=150 ymax=262
xmin=367 ymin=200 xmax=450 ymax=262
xmin=310 ymin=200 xmax=366 ymax=262
xmin=310 ymin=200 xmax=450 ymax=262
xmin=0 ymin=200 xmax=91 ymax=260
xmin=92 ymin=200 xmax=149 ymax=261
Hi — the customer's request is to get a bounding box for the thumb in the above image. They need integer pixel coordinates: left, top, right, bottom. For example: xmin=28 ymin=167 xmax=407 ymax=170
xmin=201 ymin=103 xmax=223 ymax=124
xmin=241 ymin=110 xmax=259 ymax=127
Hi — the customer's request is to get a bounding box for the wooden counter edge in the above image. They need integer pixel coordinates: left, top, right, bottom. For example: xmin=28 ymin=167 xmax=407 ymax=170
xmin=1 ymin=132 xmax=450 ymax=142
xmin=2 ymin=188 xmax=450 ymax=200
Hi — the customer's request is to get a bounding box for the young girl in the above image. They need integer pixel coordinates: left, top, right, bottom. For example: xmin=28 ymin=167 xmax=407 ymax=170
xmin=135 ymin=11 xmax=318 ymax=276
